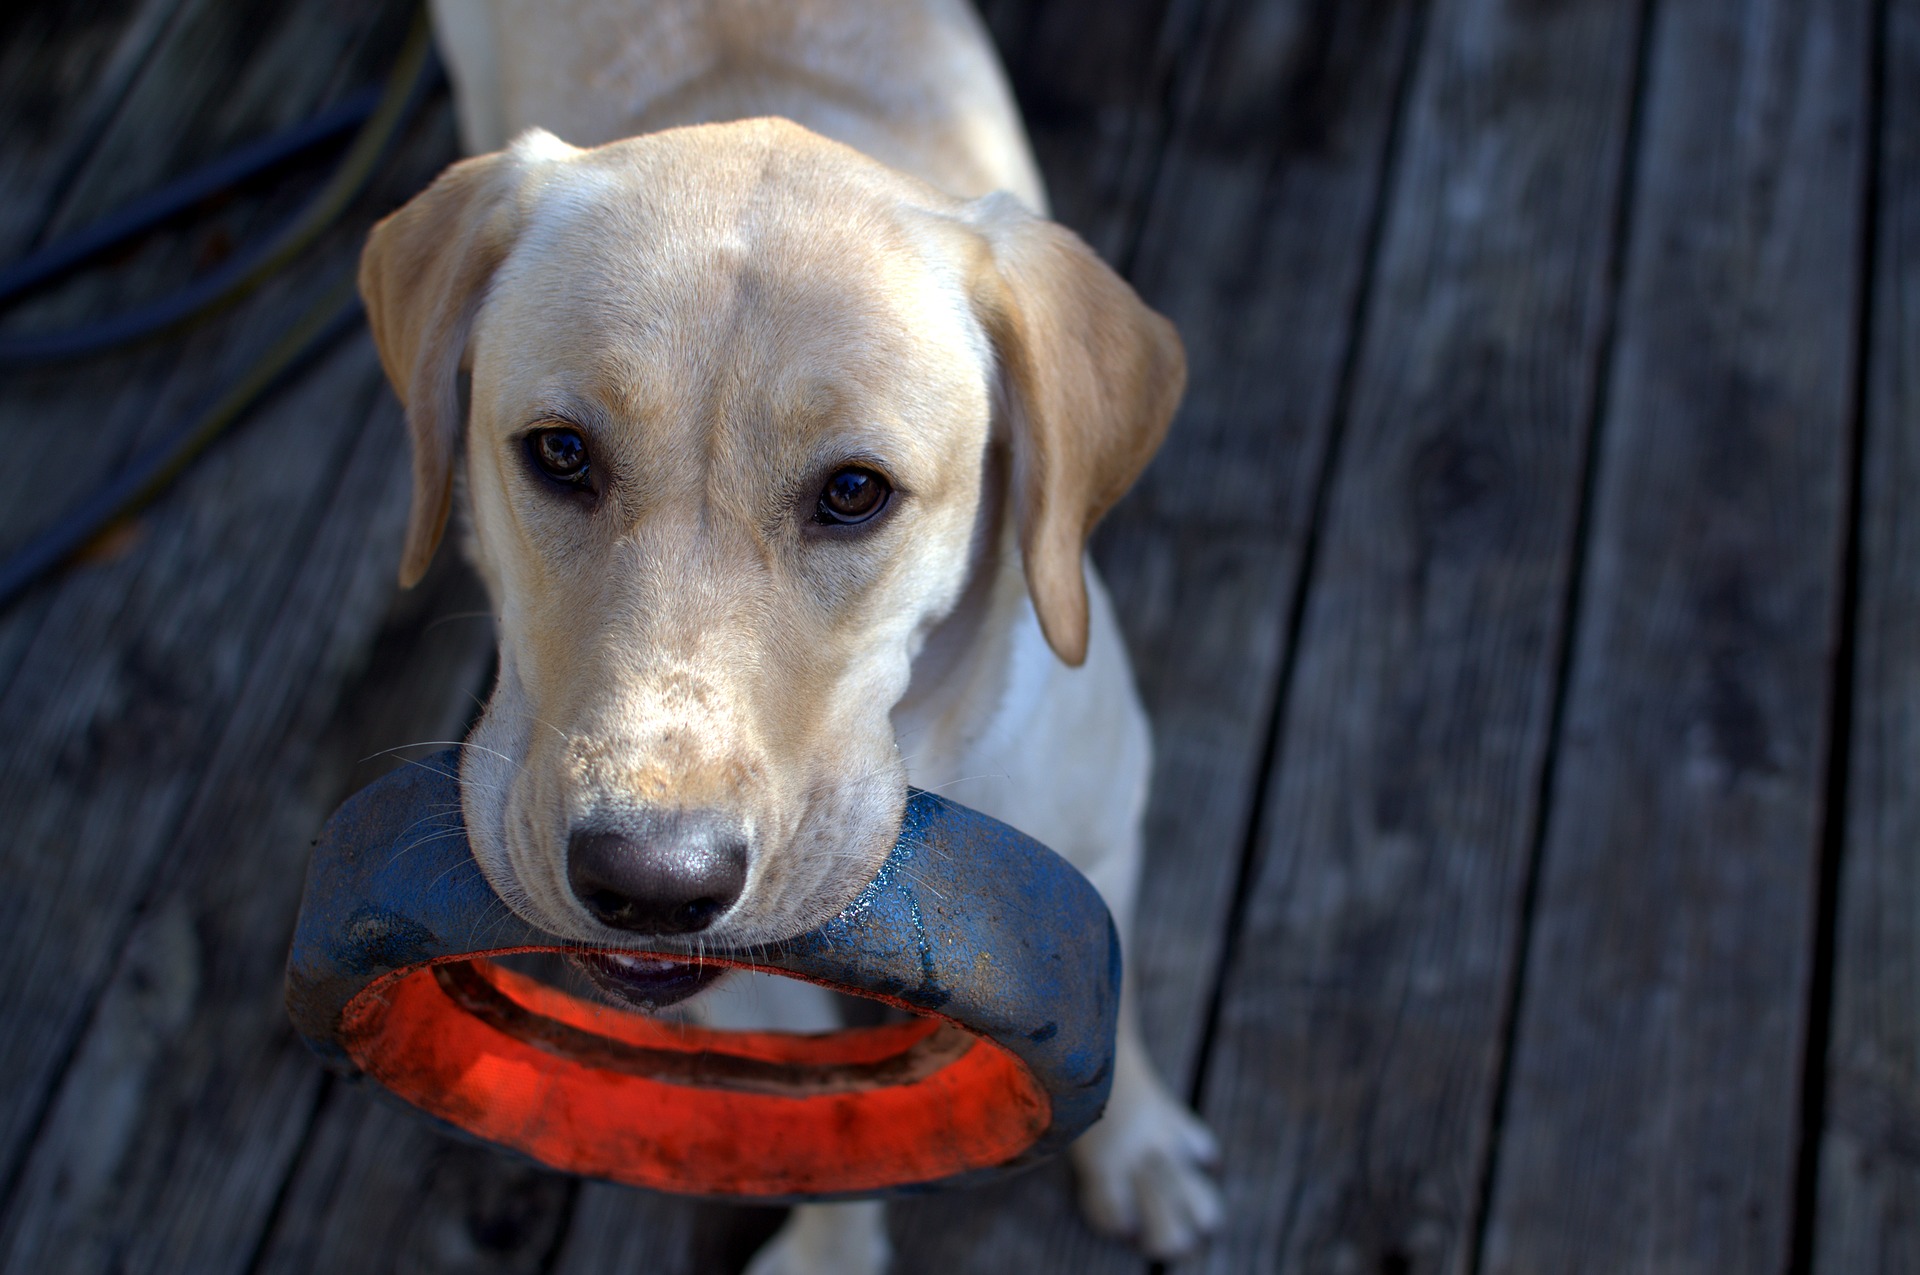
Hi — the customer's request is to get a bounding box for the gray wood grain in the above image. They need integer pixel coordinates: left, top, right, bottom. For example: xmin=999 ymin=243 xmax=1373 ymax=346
xmin=1814 ymin=0 xmax=1920 ymax=1270
xmin=0 ymin=0 xmax=453 ymax=1235
xmin=1181 ymin=0 xmax=1648 ymax=1270
xmin=0 ymin=0 xmax=184 ymax=688
xmin=0 ymin=137 xmax=501 ymax=1275
xmin=0 ymin=368 xmax=496 ymax=1275
xmin=175 ymin=542 xmax=503 ymax=1275
xmin=0 ymin=0 xmax=417 ymax=694
xmin=31 ymin=0 xmax=407 ymax=240
xmin=0 ymin=332 xmax=382 ymax=1270
xmin=1478 ymin=0 xmax=1872 ymax=1271
xmin=257 ymin=1088 xmax=575 ymax=1275
xmin=0 ymin=0 xmax=186 ymax=260
xmin=895 ymin=0 xmax=1424 ymax=1270
xmin=549 ymin=1183 xmax=784 ymax=1275
xmin=1106 ymin=0 xmax=1422 ymax=1092
xmin=0 ymin=324 xmax=378 ymax=1201
xmin=982 ymin=0 xmax=1197 ymax=263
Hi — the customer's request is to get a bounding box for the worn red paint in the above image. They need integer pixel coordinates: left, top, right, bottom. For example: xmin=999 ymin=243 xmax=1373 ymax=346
xmin=339 ymin=953 xmax=1051 ymax=1196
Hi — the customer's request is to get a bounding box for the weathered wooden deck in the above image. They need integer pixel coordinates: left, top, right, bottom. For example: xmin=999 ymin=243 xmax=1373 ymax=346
xmin=0 ymin=0 xmax=1912 ymax=1271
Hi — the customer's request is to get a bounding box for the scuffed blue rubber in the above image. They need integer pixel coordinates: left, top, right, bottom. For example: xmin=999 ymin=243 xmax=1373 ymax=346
xmin=286 ymin=748 xmax=1120 ymax=1198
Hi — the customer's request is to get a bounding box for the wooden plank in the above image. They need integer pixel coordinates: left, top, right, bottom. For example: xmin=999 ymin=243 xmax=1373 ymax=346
xmin=894 ymin=0 xmax=1425 ymax=1270
xmin=0 ymin=302 xmax=375 ymax=1200
xmin=1104 ymin=0 xmax=1421 ymax=1091
xmin=0 ymin=0 xmax=445 ymax=1214
xmin=0 ymin=0 xmax=410 ymax=701
xmin=979 ymin=0 xmax=1188 ymax=259
xmin=32 ymin=0 xmax=410 ymax=238
xmin=1813 ymin=0 xmax=1920 ymax=1270
xmin=0 ymin=0 xmax=186 ymax=260
xmin=0 ymin=0 xmax=410 ymax=560
xmin=1181 ymin=0 xmax=1648 ymax=1270
xmin=254 ymin=1088 xmax=578 ymax=1275
xmin=0 ymin=0 xmax=190 ymax=688
xmin=146 ymin=555 xmax=501 ymax=1275
xmin=0 ymin=0 xmax=418 ymax=725
xmin=0 ymin=64 xmax=487 ymax=1275
xmin=1478 ymin=0 xmax=1872 ymax=1270
xmin=548 ymin=1183 xmax=783 ymax=1275
xmin=0 ymin=341 xmax=492 ymax=1275
xmin=0 ymin=335 xmax=386 ymax=1267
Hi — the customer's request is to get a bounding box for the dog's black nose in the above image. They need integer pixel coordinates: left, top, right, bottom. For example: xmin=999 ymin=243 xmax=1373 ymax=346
xmin=566 ymin=815 xmax=748 ymax=934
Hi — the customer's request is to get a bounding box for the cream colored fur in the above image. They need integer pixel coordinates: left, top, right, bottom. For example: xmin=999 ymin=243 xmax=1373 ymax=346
xmin=360 ymin=0 xmax=1223 ymax=1266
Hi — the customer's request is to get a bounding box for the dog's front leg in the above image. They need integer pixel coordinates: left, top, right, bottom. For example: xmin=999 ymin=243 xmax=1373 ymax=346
xmin=1069 ymin=971 xmax=1223 ymax=1258
xmin=744 ymin=1201 xmax=890 ymax=1275
xmin=1052 ymin=716 xmax=1223 ymax=1261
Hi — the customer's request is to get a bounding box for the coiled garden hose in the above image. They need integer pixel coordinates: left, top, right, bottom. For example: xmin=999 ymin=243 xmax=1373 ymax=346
xmin=0 ymin=9 xmax=442 ymax=611
xmin=0 ymin=11 xmax=435 ymax=364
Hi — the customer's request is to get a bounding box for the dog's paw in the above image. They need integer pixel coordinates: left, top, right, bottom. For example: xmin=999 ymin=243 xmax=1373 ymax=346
xmin=1071 ymin=1080 xmax=1222 ymax=1259
xmin=744 ymin=1202 xmax=890 ymax=1275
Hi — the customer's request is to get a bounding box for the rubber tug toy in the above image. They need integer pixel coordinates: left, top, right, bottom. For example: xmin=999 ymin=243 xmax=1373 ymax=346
xmin=286 ymin=750 xmax=1119 ymax=1200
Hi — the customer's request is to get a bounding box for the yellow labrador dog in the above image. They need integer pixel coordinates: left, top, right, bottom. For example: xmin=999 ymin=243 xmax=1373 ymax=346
xmin=363 ymin=0 xmax=1221 ymax=1268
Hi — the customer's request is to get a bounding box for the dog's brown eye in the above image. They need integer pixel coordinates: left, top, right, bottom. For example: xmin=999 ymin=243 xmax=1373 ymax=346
xmin=530 ymin=427 xmax=590 ymax=483
xmin=816 ymin=467 xmax=890 ymax=525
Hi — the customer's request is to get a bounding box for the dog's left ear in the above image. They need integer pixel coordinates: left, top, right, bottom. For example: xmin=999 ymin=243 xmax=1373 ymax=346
xmin=965 ymin=193 xmax=1185 ymax=667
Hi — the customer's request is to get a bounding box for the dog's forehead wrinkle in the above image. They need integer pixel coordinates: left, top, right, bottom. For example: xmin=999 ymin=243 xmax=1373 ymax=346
xmin=527 ymin=156 xmax=940 ymax=308
xmin=496 ymin=192 xmax=986 ymax=475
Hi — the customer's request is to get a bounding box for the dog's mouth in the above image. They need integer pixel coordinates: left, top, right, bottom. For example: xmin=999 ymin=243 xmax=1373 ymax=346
xmin=569 ymin=951 xmax=728 ymax=1009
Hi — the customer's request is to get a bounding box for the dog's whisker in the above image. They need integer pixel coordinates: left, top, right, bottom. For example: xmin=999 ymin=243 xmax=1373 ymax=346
xmin=422 ymin=609 xmax=498 ymax=633
xmin=366 ymin=739 xmax=519 ymax=767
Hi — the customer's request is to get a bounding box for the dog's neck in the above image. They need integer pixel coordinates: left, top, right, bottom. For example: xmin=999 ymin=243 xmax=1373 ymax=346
xmin=890 ymin=505 xmax=1055 ymax=794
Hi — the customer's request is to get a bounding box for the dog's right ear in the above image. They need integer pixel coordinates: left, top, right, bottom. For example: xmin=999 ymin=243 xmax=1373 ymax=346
xmin=359 ymin=130 xmax=569 ymax=585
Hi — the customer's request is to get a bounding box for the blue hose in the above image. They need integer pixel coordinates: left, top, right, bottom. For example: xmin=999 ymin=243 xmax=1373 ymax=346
xmin=0 ymin=17 xmax=438 ymax=365
xmin=0 ymin=85 xmax=382 ymax=308
xmin=0 ymin=10 xmax=441 ymax=611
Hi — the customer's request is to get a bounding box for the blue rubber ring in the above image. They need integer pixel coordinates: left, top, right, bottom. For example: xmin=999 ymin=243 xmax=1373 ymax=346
xmin=285 ymin=749 xmax=1119 ymax=1200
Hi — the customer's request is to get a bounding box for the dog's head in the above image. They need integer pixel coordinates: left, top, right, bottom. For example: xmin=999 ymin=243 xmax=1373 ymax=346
xmin=360 ymin=120 xmax=1181 ymax=958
